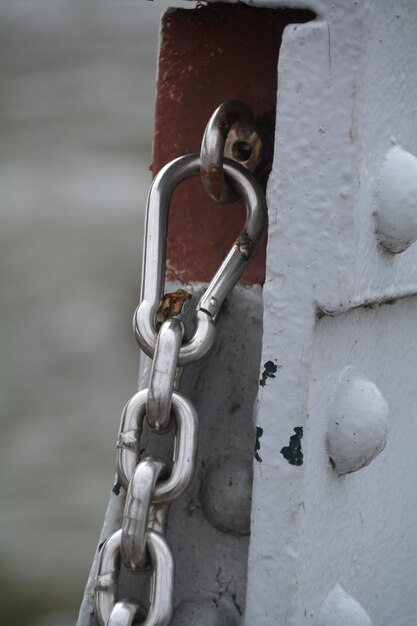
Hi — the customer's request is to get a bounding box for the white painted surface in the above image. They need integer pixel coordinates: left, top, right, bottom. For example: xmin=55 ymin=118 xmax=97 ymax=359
xmin=237 ymin=0 xmax=417 ymax=624
xmin=300 ymin=299 xmax=417 ymax=625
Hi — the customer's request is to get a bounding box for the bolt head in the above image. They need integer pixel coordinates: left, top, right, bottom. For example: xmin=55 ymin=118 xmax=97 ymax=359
xmin=327 ymin=367 xmax=389 ymax=475
xmin=375 ymin=146 xmax=417 ymax=253
xmin=200 ymin=454 xmax=252 ymax=535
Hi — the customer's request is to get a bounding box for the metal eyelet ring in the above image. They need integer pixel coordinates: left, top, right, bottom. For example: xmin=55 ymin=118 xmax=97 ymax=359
xmin=121 ymin=457 xmax=166 ymax=572
xmin=134 ymin=153 xmax=267 ymax=365
xmin=200 ymin=99 xmax=262 ymax=203
xmin=107 ymin=600 xmax=145 ymax=626
xmin=94 ymin=529 xmax=174 ymax=626
xmin=117 ymin=389 xmax=198 ymax=501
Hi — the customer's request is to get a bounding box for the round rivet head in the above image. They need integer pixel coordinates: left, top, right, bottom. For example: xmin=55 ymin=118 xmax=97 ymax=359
xmin=316 ymin=584 xmax=374 ymax=626
xmin=327 ymin=366 xmax=389 ymax=476
xmin=375 ymin=146 xmax=417 ymax=253
xmin=171 ymin=595 xmax=240 ymax=626
xmin=200 ymin=454 xmax=252 ymax=535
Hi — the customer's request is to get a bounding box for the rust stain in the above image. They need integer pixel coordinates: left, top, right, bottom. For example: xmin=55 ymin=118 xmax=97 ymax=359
xmin=156 ymin=289 xmax=192 ymax=326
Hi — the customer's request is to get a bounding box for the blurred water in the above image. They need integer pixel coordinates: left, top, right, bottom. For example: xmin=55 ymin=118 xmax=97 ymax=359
xmin=0 ymin=1 xmax=194 ymax=624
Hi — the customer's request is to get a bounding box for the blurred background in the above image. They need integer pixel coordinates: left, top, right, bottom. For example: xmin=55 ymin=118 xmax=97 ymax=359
xmin=0 ymin=1 xmax=195 ymax=624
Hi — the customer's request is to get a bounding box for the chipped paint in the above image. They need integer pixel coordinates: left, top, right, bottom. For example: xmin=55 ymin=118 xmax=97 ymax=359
xmin=112 ymin=480 xmax=121 ymax=496
xmin=259 ymin=360 xmax=278 ymax=387
xmin=254 ymin=426 xmax=264 ymax=462
xmin=280 ymin=427 xmax=303 ymax=466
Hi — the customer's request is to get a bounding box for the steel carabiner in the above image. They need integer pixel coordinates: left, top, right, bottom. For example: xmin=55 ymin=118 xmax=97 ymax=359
xmin=134 ymin=153 xmax=267 ymax=365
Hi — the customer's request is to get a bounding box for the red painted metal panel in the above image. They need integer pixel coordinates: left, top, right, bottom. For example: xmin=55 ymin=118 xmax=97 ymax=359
xmin=153 ymin=4 xmax=310 ymax=284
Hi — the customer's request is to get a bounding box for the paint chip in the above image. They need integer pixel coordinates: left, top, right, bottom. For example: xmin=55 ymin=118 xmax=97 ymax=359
xmin=254 ymin=426 xmax=263 ymax=462
xmin=260 ymin=360 xmax=278 ymax=386
xmin=112 ymin=480 xmax=121 ymax=496
xmin=280 ymin=427 xmax=303 ymax=466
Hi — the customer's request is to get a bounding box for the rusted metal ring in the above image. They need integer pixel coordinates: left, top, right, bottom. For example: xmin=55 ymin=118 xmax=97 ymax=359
xmin=200 ymin=100 xmax=262 ymax=203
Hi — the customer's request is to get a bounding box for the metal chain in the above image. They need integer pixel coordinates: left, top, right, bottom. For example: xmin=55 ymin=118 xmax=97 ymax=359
xmin=93 ymin=102 xmax=267 ymax=626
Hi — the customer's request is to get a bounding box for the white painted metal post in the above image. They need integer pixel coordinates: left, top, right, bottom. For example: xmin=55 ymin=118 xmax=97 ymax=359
xmin=243 ymin=0 xmax=417 ymax=624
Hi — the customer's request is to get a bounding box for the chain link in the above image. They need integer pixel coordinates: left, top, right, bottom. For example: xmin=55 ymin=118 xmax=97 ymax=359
xmin=121 ymin=457 xmax=165 ymax=571
xmin=116 ymin=389 xmax=198 ymax=500
xmin=95 ymin=529 xmax=174 ymax=626
xmin=107 ymin=602 xmax=145 ymax=626
xmin=93 ymin=102 xmax=267 ymax=625
xmin=146 ymin=318 xmax=183 ymax=433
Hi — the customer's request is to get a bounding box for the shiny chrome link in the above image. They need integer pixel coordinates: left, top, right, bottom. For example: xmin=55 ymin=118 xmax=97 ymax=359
xmin=144 ymin=530 xmax=175 ymax=626
xmin=95 ymin=529 xmax=122 ymax=626
xmin=147 ymin=318 xmax=184 ymax=432
xmin=121 ymin=457 xmax=165 ymax=572
xmin=94 ymin=529 xmax=174 ymax=626
xmin=117 ymin=389 xmax=148 ymax=492
xmin=116 ymin=389 xmax=148 ymax=491
xmin=117 ymin=389 xmax=198 ymax=501
xmin=108 ymin=601 xmax=145 ymax=626
xmin=152 ymin=391 xmax=198 ymax=503
xmin=200 ymin=99 xmax=262 ymax=203
xmin=134 ymin=154 xmax=267 ymax=361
